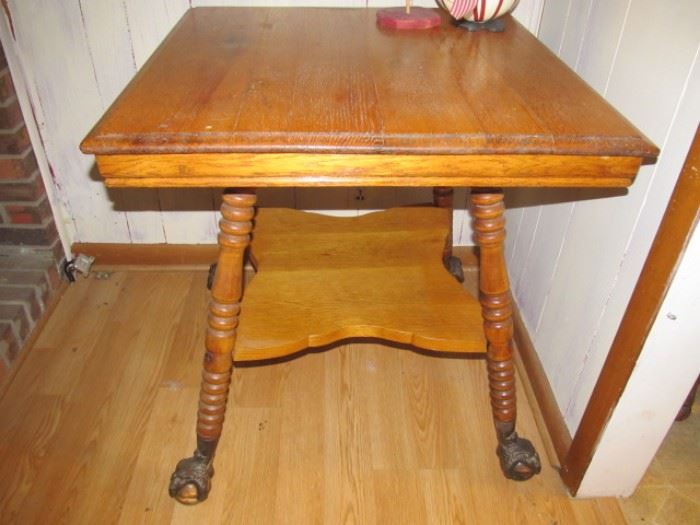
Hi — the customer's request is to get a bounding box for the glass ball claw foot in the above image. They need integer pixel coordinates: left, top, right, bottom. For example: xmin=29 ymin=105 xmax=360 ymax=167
xmin=497 ymin=432 xmax=542 ymax=481
xmin=169 ymin=452 xmax=214 ymax=505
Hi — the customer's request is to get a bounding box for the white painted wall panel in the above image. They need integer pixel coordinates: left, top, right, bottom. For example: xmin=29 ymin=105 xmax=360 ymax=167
xmin=5 ymin=0 xmax=132 ymax=243
xmin=537 ymin=0 xmax=570 ymax=53
xmin=503 ymin=200 xmax=523 ymax=266
xmin=122 ymin=0 xmax=218 ymax=244
xmin=506 ymin=0 xmax=700 ymax=439
xmin=557 ymin=0 xmax=593 ymax=68
xmin=566 ymin=43 xmax=700 ymax=429
xmin=0 ymin=6 xmax=72 ymax=257
xmin=574 ymin=0 xmax=631 ymax=93
xmin=78 ymin=1 xmax=135 ymax=107
xmin=514 ymin=192 xmax=574 ymax=335
xmin=508 ymin=198 xmax=540 ymax=298
xmin=80 ymin=1 xmax=165 ymax=243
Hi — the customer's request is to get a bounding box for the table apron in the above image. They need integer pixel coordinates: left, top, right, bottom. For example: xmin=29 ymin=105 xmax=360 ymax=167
xmin=96 ymin=153 xmax=642 ymax=188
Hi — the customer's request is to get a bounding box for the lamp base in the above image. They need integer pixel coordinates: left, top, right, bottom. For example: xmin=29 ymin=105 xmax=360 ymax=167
xmin=458 ymin=18 xmax=506 ymax=32
xmin=376 ymin=7 xmax=442 ymax=30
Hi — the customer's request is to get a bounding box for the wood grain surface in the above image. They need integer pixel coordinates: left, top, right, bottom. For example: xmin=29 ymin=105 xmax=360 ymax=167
xmin=81 ymin=8 xmax=656 ymax=161
xmin=235 ymin=207 xmax=484 ymax=360
xmin=95 ymin=152 xmax=642 ymax=188
xmin=0 ymin=270 xmax=626 ymax=524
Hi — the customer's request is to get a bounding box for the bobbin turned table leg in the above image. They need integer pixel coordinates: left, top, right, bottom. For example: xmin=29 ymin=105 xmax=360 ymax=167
xmin=169 ymin=190 xmax=256 ymax=504
xmin=470 ymin=189 xmax=541 ymax=481
xmin=433 ymin=187 xmax=464 ymax=282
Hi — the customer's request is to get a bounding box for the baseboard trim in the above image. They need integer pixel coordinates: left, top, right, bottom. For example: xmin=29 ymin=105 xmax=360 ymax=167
xmin=72 ymin=243 xmax=481 ymax=269
xmin=512 ymin=304 xmax=572 ymax=467
xmin=71 ymin=243 xmax=219 ymax=267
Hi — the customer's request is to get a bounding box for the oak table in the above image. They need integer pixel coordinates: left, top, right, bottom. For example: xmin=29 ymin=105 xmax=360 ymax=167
xmin=81 ymin=7 xmax=657 ymax=505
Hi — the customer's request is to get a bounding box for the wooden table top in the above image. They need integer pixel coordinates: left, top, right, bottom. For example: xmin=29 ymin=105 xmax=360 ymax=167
xmin=81 ymin=7 xmax=657 ymax=188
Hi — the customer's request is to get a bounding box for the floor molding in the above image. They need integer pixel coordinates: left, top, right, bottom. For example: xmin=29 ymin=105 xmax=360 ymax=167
xmin=72 ymin=243 xmax=219 ymax=267
xmin=512 ymin=304 xmax=572 ymax=468
xmin=72 ymin=243 xmax=482 ymax=269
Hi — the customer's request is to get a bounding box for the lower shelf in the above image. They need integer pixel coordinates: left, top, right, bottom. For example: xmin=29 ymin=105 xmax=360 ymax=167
xmin=234 ymin=207 xmax=486 ymax=361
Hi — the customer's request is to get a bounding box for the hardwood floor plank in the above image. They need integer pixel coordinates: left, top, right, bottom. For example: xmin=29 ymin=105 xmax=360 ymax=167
xmin=8 ymin=273 xmax=193 ymax=524
xmin=0 ymin=394 xmax=66 ymax=524
xmin=118 ymin=387 xmax=197 ymax=525
xmin=159 ymin=271 xmax=211 ymax=390
xmin=373 ymin=469 xmax=429 ymax=524
xmin=0 ymin=270 xmax=627 ymax=524
xmin=365 ymin=344 xmax=418 ymax=471
xmin=323 ymin=346 xmax=376 ymax=525
xmin=172 ymin=407 xmax=283 ymax=525
xmin=231 ymin=361 xmax=286 ymax=409
xmin=274 ymin=352 xmax=326 ymax=523
xmin=37 ymin=272 xmax=129 ymax=397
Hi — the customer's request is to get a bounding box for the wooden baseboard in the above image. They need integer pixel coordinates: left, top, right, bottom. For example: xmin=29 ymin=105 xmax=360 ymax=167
xmin=71 ymin=243 xmax=219 ymax=267
xmin=71 ymin=243 xmax=482 ymax=269
xmin=512 ymin=304 xmax=572 ymax=468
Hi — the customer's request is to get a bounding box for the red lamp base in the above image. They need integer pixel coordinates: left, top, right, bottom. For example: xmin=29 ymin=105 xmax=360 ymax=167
xmin=376 ymin=8 xmax=442 ymax=30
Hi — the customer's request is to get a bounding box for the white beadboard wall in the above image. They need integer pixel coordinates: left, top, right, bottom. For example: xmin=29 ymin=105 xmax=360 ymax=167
xmin=505 ymin=0 xmax=700 ymax=434
xmin=0 ymin=0 xmax=542 ymax=249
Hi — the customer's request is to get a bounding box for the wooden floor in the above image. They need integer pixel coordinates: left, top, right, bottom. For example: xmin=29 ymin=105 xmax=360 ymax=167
xmin=0 ymin=269 xmax=625 ymax=524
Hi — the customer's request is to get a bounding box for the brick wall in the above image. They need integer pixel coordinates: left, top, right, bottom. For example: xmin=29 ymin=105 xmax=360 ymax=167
xmin=0 ymin=43 xmax=63 ymax=386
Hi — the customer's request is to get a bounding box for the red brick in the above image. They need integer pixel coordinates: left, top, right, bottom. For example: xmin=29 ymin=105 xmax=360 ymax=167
xmin=0 ymin=218 xmax=58 ymax=247
xmin=3 ymin=196 xmax=52 ymax=225
xmin=0 ymin=269 xmax=46 ymax=287
xmin=49 ymin=238 xmax=64 ymax=264
xmin=0 ymin=69 xmax=15 ymax=103
xmin=0 ymin=320 xmax=19 ymax=362
xmin=0 ymin=125 xmax=30 ymax=155
xmin=0 ymin=285 xmax=42 ymax=322
xmin=0 ymin=269 xmax=57 ymax=313
xmin=0 ymin=353 xmax=9 ymax=385
xmin=0 ymin=171 xmax=45 ymax=201
xmin=7 ymin=211 xmax=30 ymax=223
xmin=0 ymin=148 xmax=37 ymax=180
xmin=0 ymin=97 xmax=23 ymax=129
xmin=0 ymin=248 xmax=54 ymax=270
xmin=0 ymin=302 xmax=29 ymax=341
xmin=46 ymin=263 xmax=62 ymax=292
xmin=0 ymin=258 xmax=61 ymax=304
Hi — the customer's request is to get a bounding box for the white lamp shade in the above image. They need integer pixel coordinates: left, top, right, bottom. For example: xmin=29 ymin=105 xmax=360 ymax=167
xmin=436 ymin=0 xmax=519 ymax=23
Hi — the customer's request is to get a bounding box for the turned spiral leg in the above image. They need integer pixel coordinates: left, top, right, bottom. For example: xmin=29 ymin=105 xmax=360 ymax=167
xmin=169 ymin=190 xmax=256 ymax=504
xmin=471 ymin=189 xmax=541 ymax=481
xmin=433 ymin=187 xmax=464 ymax=282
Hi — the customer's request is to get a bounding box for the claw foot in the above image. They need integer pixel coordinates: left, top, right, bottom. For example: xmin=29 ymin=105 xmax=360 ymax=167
xmin=169 ymin=453 xmax=214 ymax=505
xmin=445 ymin=255 xmax=465 ymax=283
xmin=497 ymin=432 xmax=541 ymax=481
